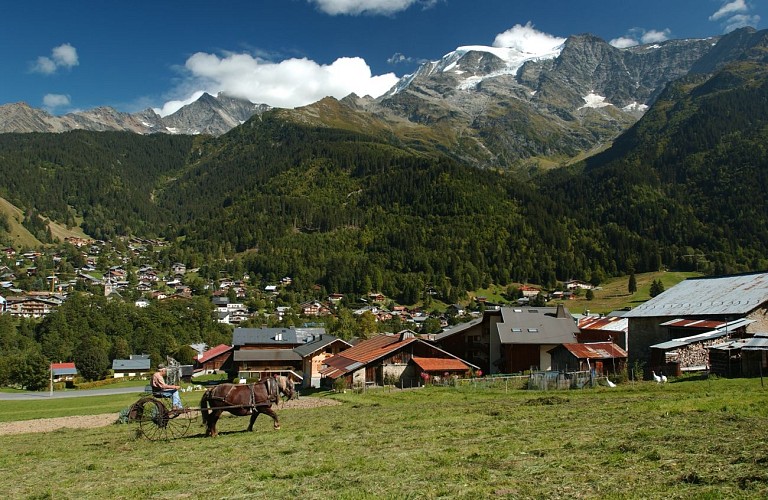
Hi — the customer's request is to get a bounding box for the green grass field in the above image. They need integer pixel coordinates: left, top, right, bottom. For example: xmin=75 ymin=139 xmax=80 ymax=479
xmin=1 ymin=377 xmax=767 ymax=499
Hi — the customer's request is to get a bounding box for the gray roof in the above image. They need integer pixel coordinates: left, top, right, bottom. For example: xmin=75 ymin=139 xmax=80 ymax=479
xmin=433 ymin=317 xmax=483 ymax=341
xmin=293 ymin=334 xmax=349 ymax=357
xmin=112 ymin=358 xmax=151 ymax=370
xmin=743 ymin=334 xmax=768 ymax=351
xmin=624 ymin=271 xmax=768 ymax=318
xmin=496 ymin=306 xmax=579 ymax=345
xmin=233 ymin=349 xmax=302 ymax=362
xmin=232 ymin=327 xmax=326 ymax=346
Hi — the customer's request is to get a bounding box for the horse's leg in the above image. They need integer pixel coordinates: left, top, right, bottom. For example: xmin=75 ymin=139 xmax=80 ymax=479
xmin=207 ymin=410 xmax=222 ymax=438
xmin=260 ymin=406 xmax=280 ymax=430
xmin=247 ymin=408 xmax=259 ymax=432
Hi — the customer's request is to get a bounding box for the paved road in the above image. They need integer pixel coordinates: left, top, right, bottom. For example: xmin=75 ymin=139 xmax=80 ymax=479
xmin=0 ymin=386 xmax=148 ymax=400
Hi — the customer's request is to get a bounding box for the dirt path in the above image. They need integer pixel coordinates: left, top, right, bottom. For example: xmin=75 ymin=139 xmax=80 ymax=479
xmin=0 ymin=397 xmax=340 ymax=436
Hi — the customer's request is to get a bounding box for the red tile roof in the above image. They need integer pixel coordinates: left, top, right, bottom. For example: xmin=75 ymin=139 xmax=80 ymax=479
xmin=198 ymin=344 xmax=233 ymax=363
xmin=50 ymin=362 xmax=75 ymax=370
xmin=411 ymin=357 xmax=469 ymax=372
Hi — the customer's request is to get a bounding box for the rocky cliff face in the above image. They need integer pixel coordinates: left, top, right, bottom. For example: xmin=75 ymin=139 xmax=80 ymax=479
xmin=366 ymin=31 xmax=725 ymax=168
xmin=0 ymin=93 xmax=270 ymax=136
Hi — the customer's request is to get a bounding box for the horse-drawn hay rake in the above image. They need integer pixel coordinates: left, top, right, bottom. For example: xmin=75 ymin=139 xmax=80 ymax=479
xmin=126 ymin=358 xmax=296 ymax=440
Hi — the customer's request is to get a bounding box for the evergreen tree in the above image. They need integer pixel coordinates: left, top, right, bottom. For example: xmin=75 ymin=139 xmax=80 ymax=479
xmin=649 ymin=279 xmax=665 ymax=298
xmin=628 ymin=272 xmax=637 ymax=295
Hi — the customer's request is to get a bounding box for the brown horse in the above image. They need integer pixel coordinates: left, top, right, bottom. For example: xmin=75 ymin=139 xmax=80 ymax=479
xmin=199 ymin=378 xmax=293 ymax=437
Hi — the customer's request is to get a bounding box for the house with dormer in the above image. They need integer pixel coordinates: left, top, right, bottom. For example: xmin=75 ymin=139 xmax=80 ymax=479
xmin=231 ymin=327 xmax=350 ymax=385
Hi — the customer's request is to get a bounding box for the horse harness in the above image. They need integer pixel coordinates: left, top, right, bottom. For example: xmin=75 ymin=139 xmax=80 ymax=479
xmin=208 ymin=380 xmax=277 ymax=410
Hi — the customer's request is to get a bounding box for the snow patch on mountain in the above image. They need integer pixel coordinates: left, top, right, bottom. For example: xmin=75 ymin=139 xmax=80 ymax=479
xmin=622 ymin=102 xmax=649 ymax=113
xmin=579 ymin=93 xmax=612 ymax=109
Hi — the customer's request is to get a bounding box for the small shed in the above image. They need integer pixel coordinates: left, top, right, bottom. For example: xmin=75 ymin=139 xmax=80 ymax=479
xmin=548 ymin=342 xmax=627 ymax=376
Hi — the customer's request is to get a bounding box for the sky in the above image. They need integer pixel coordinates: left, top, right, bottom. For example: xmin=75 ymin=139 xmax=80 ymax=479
xmin=1 ymin=0 xmax=764 ymax=117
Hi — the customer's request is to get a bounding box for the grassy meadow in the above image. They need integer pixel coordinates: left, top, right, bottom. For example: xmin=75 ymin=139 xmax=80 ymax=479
xmin=1 ymin=377 xmax=767 ymax=499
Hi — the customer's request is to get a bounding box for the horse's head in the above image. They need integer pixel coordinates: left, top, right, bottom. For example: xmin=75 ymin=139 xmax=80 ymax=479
xmin=279 ymin=376 xmax=297 ymax=400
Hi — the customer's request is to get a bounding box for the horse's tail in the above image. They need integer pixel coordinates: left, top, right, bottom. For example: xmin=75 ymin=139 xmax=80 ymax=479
xmin=200 ymin=389 xmax=211 ymax=425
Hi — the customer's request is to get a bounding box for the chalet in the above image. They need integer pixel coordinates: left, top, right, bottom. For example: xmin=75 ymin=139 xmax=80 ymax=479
xmin=548 ymin=342 xmax=627 ymax=376
xmin=300 ymin=301 xmax=332 ymax=317
xmin=231 ymin=327 xmax=347 ymax=383
xmin=433 ymin=304 xmax=580 ymax=374
xmin=112 ymin=355 xmax=151 ymax=378
xmin=320 ymin=331 xmax=476 ymax=388
xmin=195 ymin=344 xmax=234 ymax=374
xmin=623 ymin=271 xmax=768 ymax=365
xmin=520 ymin=285 xmax=541 ymax=298
xmin=171 ymin=262 xmax=187 ymax=275
xmin=50 ymin=362 xmax=78 ymax=382
xmin=5 ymin=296 xmax=61 ymax=318
xmin=293 ymin=335 xmax=352 ymax=388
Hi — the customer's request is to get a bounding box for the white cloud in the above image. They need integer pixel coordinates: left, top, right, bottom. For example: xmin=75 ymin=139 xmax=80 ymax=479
xmin=641 ymin=29 xmax=671 ymax=43
xmin=31 ymin=43 xmax=79 ymax=74
xmin=709 ymin=0 xmax=748 ymax=21
xmin=609 ymin=28 xmax=670 ymax=48
xmin=710 ymin=1 xmax=760 ymax=32
xmin=725 ymin=13 xmax=761 ymax=31
xmin=308 ymin=0 xmax=433 ymax=16
xmin=156 ymin=52 xmax=400 ymax=116
xmin=492 ymin=22 xmax=565 ymax=53
xmin=609 ymin=37 xmax=639 ymax=48
xmin=43 ymin=93 xmax=71 ymax=109
xmin=52 ymin=43 xmax=79 ymax=67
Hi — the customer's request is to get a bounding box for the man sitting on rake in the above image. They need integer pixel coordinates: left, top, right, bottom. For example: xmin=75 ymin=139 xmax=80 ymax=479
xmin=151 ymin=363 xmax=184 ymax=411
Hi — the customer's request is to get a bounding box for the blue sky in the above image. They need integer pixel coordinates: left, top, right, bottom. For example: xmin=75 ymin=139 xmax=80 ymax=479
xmin=1 ymin=0 xmax=763 ymax=116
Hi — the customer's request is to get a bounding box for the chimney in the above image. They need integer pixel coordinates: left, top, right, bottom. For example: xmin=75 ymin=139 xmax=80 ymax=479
xmin=556 ymin=303 xmax=568 ymax=319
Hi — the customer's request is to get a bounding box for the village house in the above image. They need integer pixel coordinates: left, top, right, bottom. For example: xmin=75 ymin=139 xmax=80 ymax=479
xmin=195 ymin=344 xmax=234 ymax=374
xmin=320 ymin=331 xmax=476 ymax=388
xmin=231 ymin=327 xmax=349 ymax=385
xmin=433 ymin=304 xmax=581 ymax=375
xmin=112 ymin=354 xmax=151 ymax=378
xmin=50 ymin=362 xmax=78 ymax=382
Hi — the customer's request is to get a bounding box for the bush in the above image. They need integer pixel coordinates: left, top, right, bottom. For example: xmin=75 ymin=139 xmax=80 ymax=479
xmin=333 ymin=378 xmax=347 ymax=393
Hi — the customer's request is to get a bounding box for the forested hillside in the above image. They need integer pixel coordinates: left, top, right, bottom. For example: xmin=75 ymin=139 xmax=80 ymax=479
xmin=0 ymin=131 xmax=194 ymax=240
xmin=541 ymin=60 xmax=768 ymax=276
xmin=0 ymin=60 xmax=767 ymax=303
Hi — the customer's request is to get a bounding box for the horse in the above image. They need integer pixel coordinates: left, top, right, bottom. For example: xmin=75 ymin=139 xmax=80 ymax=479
xmin=274 ymin=375 xmax=298 ymax=406
xmin=199 ymin=377 xmax=294 ymax=437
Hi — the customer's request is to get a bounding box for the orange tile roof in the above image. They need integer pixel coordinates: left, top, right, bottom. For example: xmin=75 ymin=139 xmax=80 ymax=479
xmin=321 ymin=334 xmax=417 ymax=376
xmin=411 ymin=357 xmax=469 ymax=372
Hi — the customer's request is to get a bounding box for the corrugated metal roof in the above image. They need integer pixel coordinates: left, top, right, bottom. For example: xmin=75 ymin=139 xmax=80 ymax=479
xmin=659 ymin=319 xmax=726 ymax=329
xmin=233 ymin=349 xmax=302 ymax=362
xmin=624 ymin=272 xmax=768 ymax=318
xmin=651 ymin=319 xmax=755 ymax=350
xmin=556 ymin=342 xmax=627 ymax=359
xmin=578 ymin=316 xmax=628 ymax=332
xmin=743 ymin=335 xmax=768 ymax=350
xmin=411 ymin=357 xmax=470 ymax=371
